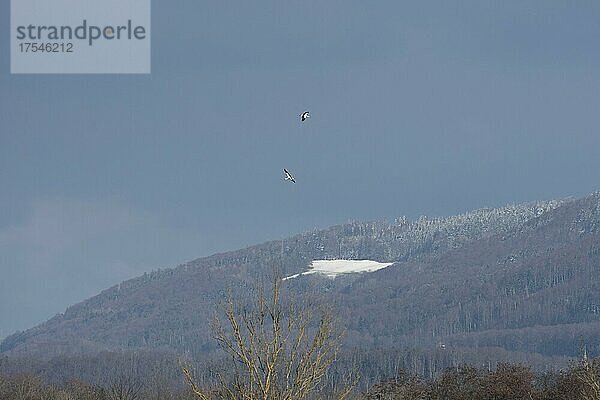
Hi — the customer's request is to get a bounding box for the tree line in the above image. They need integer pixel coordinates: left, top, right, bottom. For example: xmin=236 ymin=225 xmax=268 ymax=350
xmin=2 ymin=360 xmax=600 ymax=399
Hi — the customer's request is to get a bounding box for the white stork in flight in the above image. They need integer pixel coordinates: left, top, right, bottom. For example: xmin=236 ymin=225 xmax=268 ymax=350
xmin=283 ymin=168 xmax=296 ymax=184
xmin=300 ymin=111 xmax=310 ymax=122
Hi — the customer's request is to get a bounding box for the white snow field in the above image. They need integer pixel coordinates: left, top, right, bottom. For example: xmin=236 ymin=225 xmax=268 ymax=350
xmin=283 ymin=259 xmax=394 ymax=280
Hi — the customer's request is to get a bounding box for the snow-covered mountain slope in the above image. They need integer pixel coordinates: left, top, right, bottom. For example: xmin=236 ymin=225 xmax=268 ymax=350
xmin=284 ymin=259 xmax=394 ymax=280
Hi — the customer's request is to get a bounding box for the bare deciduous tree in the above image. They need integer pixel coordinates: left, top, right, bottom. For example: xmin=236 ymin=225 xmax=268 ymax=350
xmin=106 ymin=374 xmax=143 ymax=400
xmin=575 ymin=358 xmax=600 ymax=400
xmin=183 ymin=276 xmax=355 ymax=400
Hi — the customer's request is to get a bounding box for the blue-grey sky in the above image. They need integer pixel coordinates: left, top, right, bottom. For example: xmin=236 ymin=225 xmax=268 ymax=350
xmin=2 ymin=1 xmax=600 ymax=337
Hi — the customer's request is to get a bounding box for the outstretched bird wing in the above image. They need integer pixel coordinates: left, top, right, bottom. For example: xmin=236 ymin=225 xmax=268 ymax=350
xmin=283 ymin=169 xmax=296 ymax=183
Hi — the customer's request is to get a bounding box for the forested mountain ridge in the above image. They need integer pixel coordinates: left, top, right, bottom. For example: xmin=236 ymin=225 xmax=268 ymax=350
xmin=2 ymin=192 xmax=600 ymax=370
xmin=332 ymin=192 xmax=600 ymax=355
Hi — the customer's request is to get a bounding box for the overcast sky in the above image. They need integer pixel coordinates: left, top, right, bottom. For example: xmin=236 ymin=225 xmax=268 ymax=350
xmin=2 ymin=1 xmax=600 ymax=337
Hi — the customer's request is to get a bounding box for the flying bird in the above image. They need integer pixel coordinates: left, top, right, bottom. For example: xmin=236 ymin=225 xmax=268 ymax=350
xmin=283 ymin=168 xmax=296 ymax=184
xmin=300 ymin=111 xmax=310 ymax=122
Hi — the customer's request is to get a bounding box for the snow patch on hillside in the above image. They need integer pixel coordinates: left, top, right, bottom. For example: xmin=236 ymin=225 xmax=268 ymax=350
xmin=283 ymin=259 xmax=394 ymax=280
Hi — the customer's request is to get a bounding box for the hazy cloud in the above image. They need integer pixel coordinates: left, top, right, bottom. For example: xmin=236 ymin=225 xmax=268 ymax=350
xmin=0 ymin=197 xmax=207 ymax=335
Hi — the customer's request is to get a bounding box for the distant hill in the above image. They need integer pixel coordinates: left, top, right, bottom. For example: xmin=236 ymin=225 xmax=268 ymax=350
xmin=2 ymin=192 xmax=600 ymax=380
